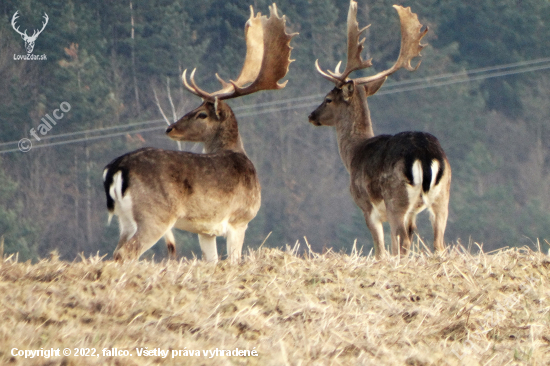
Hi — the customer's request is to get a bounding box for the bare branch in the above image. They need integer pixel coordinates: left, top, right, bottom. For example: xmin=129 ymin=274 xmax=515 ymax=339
xmin=153 ymin=86 xmax=182 ymax=151
xmin=153 ymin=88 xmax=171 ymax=126
xmin=166 ymin=77 xmax=177 ymax=123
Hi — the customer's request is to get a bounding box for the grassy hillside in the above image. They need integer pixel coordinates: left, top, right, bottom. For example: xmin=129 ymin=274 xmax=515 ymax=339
xmin=0 ymin=245 xmax=549 ymax=365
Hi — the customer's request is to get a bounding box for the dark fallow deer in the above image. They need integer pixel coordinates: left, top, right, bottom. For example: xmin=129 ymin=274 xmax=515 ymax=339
xmin=103 ymin=4 xmax=296 ymax=263
xmin=308 ymin=1 xmax=451 ymax=259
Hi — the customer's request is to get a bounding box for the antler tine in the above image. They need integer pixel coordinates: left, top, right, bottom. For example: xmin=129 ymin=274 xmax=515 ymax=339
xmin=37 ymin=13 xmax=49 ymax=35
xmin=189 ymin=69 xmax=220 ymax=99
xmin=25 ymin=13 xmax=50 ymax=40
xmin=329 ymin=1 xmax=372 ymax=81
xmin=215 ymin=73 xmax=233 ymax=91
xmin=354 ymin=5 xmax=428 ymax=85
xmin=11 ymin=11 xmax=27 ymax=37
xmin=182 ymin=69 xmax=206 ymax=98
xmin=314 ymin=0 xmax=372 ymax=85
xmin=31 ymin=13 xmax=49 ymax=38
xmin=181 ymin=69 xmax=198 ymax=96
xmin=315 ymin=59 xmax=341 ymax=84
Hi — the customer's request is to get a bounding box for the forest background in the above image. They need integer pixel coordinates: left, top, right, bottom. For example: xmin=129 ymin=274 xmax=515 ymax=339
xmin=1 ymin=0 xmax=549 ymax=261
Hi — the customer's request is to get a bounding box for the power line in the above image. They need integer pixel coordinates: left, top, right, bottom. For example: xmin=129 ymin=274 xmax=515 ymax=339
xmin=380 ymin=56 xmax=550 ymax=88
xmin=0 ymin=126 xmax=164 ymax=154
xmin=238 ymin=61 xmax=550 ymax=115
xmin=0 ymin=118 xmax=165 ymax=148
xmin=1 ymin=58 xmax=550 ymax=154
xmin=4 ymin=57 xmax=549 ymax=148
xmin=230 ymin=57 xmax=550 ymax=111
xmin=377 ymin=62 xmax=550 ymax=95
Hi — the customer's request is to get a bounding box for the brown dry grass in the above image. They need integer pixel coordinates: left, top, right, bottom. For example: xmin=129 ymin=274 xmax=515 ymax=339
xmin=1 ymin=243 xmax=550 ymax=365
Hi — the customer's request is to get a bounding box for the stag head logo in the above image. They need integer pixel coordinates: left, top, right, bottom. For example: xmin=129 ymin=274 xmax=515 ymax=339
xmin=11 ymin=11 xmax=49 ymax=54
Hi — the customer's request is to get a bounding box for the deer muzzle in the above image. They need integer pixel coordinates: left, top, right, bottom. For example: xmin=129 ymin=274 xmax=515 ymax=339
xmin=308 ymin=111 xmax=321 ymax=126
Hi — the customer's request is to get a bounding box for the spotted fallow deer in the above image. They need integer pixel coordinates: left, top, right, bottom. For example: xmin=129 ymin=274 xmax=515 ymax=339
xmin=103 ymin=4 xmax=296 ymax=263
xmin=308 ymin=1 xmax=451 ymax=259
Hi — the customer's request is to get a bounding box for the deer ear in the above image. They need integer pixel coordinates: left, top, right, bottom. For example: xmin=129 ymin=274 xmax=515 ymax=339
xmin=363 ymin=77 xmax=387 ymax=97
xmin=341 ymin=80 xmax=355 ymax=102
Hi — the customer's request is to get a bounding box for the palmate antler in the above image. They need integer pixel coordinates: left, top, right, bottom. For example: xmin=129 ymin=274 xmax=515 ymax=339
xmin=183 ymin=3 xmax=297 ymax=102
xmin=315 ymin=1 xmax=428 ymax=87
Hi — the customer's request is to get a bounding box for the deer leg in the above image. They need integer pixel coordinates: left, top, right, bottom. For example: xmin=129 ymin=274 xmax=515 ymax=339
xmin=408 ymin=213 xmax=418 ymax=240
xmin=226 ymin=225 xmax=246 ymax=264
xmin=164 ymin=230 xmax=177 ymax=259
xmin=429 ymin=195 xmax=449 ymax=253
xmin=198 ymin=234 xmax=218 ymax=263
xmin=115 ymin=220 xmax=133 ymax=253
xmin=388 ymin=212 xmax=410 ymax=256
xmin=364 ymin=212 xmax=386 ymax=259
xmin=384 ymin=184 xmax=413 ymax=256
xmin=114 ymin=224 xmax=169 ymax=261
xmin=113 ymin=206 xmax=137 ymax=261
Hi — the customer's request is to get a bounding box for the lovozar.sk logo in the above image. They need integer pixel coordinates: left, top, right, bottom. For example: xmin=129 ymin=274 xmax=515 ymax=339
xmin=11 ymin=10 xmax=48 ymax=61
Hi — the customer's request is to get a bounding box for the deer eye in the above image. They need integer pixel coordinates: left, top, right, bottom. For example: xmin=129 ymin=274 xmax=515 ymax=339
xmin=197 ymin=112 xmax=208 ymax=119
xmin=325 ymin=97 xmax=333 ymax=104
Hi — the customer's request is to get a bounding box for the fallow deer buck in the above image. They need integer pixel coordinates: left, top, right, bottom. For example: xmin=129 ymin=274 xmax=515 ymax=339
xmin=308 ymin=1 xmax=451 ymax=259
xmin=103 ymin=4 xmax=296 ymax=263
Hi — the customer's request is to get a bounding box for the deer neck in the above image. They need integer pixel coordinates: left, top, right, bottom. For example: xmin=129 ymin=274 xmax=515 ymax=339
xmin=335 ymin=91 xmax=375 ymax=172
xmin=204 ymin=112 xmax=246 ymax=155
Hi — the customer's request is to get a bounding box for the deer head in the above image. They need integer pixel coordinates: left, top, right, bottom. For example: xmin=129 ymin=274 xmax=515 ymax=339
xmin=166 ymin=3 xmax=297 ymax=153
xmin=11 ymin=11 xmax=49 ymax=54
xmin=166 ymin=100 xmax=243 ymax=153
xmin=311 ymin=1 xmax=428 ymax=117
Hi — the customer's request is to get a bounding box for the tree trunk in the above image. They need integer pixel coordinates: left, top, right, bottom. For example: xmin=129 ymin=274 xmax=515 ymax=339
xmin=130 ymin=1 xmax=140 ymax=115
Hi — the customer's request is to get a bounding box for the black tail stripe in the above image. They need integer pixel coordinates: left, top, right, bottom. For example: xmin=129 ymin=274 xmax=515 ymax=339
xmin=421 ymin=158 xmax=432 ymax=193
xmin=103 ymin=167 xmax=115 ymax=212
xmin=404 ymin=155 xmax=415 ymax=186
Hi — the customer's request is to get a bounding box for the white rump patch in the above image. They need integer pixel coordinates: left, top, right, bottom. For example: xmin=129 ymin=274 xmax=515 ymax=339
xmin=109 ymin=171 xmax=137 ymax=239
xmin=411 ymin=160 xmax=422 ymax=186
xmin=422 ymin=160 xmax=443 ymax=208
xmin=109 ymin=171 xmax=124 ymax=202
xmin=430 ymin=160 xmax=440 ymax=189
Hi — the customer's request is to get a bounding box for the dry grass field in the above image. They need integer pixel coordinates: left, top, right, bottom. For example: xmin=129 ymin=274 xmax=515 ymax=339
xmin=1 ymin=243 xmax=549 ymax=365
